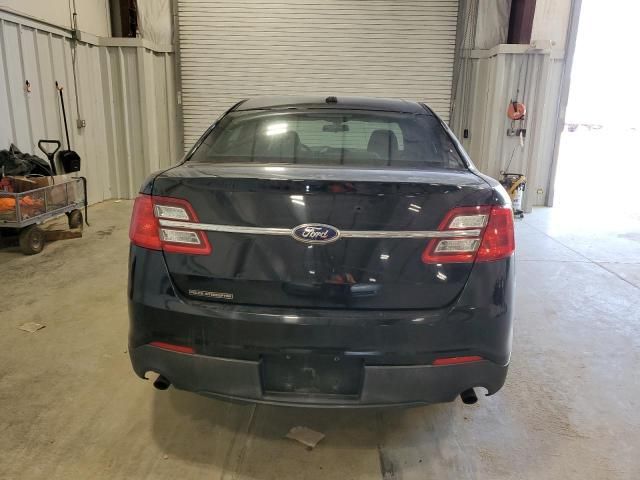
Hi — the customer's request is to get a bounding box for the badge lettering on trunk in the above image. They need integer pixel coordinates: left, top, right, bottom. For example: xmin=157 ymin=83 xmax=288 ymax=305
xmin=291 ymin=224 xmax=340 ymax=244
xmin=188 ymin=289 xmax=234 ymax=300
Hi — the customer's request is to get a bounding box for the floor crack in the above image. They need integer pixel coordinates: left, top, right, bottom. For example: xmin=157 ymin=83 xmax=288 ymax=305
xmin=219 ymin=403 xmax=258 ymax=480
xmin=376 ymin=412 xmax=400 ymax=480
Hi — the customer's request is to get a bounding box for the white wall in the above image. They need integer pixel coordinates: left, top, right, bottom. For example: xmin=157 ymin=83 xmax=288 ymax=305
xmin=451 ymin=45 xmax=565 ymax=210
xmin=451 ymin=0 xmax=574 ymax=211
xmin=137 ymin=0 xmax=173 ymax=45
xmin=0 ymin=0 xmax=111 ymax=37
xmin=0 ymin=9 xmax=181 ymax=204
xmin=531 ymin=0 xmax=572 ymax=49
xmin=474 ymin=0 xmax=511 ymax=49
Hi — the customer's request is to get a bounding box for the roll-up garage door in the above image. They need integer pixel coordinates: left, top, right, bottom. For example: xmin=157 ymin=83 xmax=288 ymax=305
xmin=177 ymin=0 xmax=459 ymax=148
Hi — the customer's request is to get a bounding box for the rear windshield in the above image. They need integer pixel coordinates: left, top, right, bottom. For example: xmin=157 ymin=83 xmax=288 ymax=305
xmin=189 ymin=110 xmax=466 ymax=170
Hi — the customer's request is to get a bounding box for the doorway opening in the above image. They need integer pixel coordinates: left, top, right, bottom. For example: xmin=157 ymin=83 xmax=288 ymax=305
xmin=553 ymin=1 xmax=640 ymax=219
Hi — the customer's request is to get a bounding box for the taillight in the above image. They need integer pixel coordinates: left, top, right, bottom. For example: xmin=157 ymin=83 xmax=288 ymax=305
xmin=422 ymin=205 xmax=514 ymax=264
xmin=129 ymin=194 xmax=211 ymax=255
xmin=475 ymin=205 xmax=515 ymax=262
xmin=129 ymin=195 xmax=162 ymax=250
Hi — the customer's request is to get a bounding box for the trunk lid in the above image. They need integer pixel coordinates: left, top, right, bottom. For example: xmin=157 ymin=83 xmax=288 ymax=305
xmin=153 ymin=163 xmax=494 ymax=309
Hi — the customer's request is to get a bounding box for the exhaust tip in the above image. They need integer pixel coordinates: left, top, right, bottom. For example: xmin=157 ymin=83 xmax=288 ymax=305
xmin=153 ymin=375 xmax=171 ymax=390
xmin=460 ymin=388 xmax=478 ymax=405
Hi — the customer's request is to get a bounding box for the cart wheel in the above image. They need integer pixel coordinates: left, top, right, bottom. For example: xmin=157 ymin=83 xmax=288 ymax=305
xmin=68 ymin=209 xmax=83 ymax=229
xmin=19 ymin=226 xmax=45 ymax=255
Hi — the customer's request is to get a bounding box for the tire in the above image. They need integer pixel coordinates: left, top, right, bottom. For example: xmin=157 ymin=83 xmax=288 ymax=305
xmin=19 ymin=226 xmax=45 ymax=255
xmin=68 ymin=209 xmax=83 ymax=229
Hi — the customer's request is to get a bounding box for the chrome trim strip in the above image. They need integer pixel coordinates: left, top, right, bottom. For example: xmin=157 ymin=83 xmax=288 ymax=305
xmin=159 ymin=219 xmax=291 ymax=236
xmin=339 ymin=230 xmax=481 ymax=239
xmin=158 ymin=219 xmax=481 ymax=239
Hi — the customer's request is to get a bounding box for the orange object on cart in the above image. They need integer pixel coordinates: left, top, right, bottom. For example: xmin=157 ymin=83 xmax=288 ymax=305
xmin=0 ymin=195 xmax=44 ymax=217
xmin=0 ymin=197 xmax=16 ymax=211
xmin=21 ymin=196 xmax=40 ymax=206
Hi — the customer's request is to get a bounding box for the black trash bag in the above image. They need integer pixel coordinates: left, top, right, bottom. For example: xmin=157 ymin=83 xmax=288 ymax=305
xmin=0 ymin=144 xmax=53 ymax=177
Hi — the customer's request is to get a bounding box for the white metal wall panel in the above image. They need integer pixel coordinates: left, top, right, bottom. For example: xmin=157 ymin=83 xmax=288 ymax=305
xmin=177 ymin=0 xmax=459 ymax=147
xmin=0 ymin=9 xmax=181 ymax=203
xmin=450 ymin=45 xmax=565 ymax=210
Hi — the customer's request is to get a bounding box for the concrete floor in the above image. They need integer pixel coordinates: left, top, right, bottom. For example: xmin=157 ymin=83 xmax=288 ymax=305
xmin=1 ymin=200 xmax=639 ymax=479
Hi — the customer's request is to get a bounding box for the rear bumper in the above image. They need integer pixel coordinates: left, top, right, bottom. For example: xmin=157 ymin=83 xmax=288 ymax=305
xmin=128 ymin=247 xmax=514 ymax=406
xmin=131 ymin=344 xmax=508 ymax=407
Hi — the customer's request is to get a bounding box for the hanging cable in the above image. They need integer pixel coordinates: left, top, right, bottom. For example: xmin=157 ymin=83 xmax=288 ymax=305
xmin=465 ymin=1 xmax=478 ymax=127
xmin=68 ymin=0 xmax=82 ymax=125
xmin=449 ymin=0 xmax=467 ymax=126
xmin=451 ymin=0 xmax=478 ymax=134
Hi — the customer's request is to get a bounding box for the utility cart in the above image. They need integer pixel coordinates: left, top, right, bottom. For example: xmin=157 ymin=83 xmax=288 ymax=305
xmin=0 ymin=177 xmax=88 ymax=255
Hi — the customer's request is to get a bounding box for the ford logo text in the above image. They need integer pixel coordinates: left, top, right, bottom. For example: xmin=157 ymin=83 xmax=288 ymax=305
xmin=291 ymin=224 xmax=340 ymax=244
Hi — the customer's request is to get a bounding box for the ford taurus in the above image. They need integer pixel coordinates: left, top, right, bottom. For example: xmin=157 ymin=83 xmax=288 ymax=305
xmin=127 ymin=96 xmax=515 ymax=407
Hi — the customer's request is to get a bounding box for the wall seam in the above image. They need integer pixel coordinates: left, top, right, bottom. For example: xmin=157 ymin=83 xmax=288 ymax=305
xmin=0 ymin=19 xmax=18 ymax=144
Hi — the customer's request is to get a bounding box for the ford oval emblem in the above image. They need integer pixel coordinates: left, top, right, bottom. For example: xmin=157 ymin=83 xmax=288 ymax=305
xmin=291 ymin=223 xmax=341 ymax=244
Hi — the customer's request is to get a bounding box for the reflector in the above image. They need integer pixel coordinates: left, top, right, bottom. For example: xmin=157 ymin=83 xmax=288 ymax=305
xmin=149 ymin=341 xmax=195 ymax=354
xmin=432 ymin=355 xmax=483 ymax=366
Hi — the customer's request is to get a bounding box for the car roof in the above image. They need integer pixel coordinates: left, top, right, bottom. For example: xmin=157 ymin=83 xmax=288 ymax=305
xmin=234 ymin=96 xmax=431 ymax=114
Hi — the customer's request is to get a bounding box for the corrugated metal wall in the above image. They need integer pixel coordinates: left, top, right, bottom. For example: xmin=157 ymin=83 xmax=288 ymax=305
xmin=176 ymin=0 xmax=459 ymax=148
xmin=450 ymin=45 xmax=565 ymax=210
xmin=0 ymin=9 xmax=181 ymax=204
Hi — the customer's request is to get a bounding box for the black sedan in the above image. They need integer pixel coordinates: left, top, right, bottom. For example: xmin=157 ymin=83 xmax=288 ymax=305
xmin=127 ymin=96 xmax=515 ymax=407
